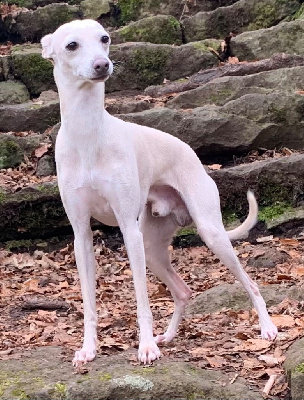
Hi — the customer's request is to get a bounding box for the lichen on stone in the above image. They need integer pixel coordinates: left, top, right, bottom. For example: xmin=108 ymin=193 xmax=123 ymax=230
xmin=112 ymin=375 xmax=154 ymax=391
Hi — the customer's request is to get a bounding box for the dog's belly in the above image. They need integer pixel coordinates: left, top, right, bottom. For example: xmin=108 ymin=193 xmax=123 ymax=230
xmin=89 ymin=194 xmax=118 ymax=227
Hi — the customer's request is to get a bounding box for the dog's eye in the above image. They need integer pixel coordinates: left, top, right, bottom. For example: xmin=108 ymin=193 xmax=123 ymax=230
xmin=101 ymin=35 xmax=109 ymax=44
xmin=66 ymin=41 xmax=78 ymax=51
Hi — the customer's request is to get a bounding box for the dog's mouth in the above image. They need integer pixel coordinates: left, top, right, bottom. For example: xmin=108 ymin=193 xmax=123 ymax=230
xmin=89 ymin=72 xmax=111 ymax=82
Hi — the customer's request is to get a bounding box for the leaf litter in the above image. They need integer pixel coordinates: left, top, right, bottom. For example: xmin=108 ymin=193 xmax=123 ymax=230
xmin=0 ymin=234 xmax=304 ymax=398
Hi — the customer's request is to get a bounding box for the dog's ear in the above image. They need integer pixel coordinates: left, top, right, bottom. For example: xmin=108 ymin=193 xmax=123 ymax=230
xmin=41 ymin=34 xmax=54 ymax=59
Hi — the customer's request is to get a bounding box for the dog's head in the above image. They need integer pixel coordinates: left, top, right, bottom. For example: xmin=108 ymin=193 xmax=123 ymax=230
xmin=41 ymin=19 xmax=113 ymax=82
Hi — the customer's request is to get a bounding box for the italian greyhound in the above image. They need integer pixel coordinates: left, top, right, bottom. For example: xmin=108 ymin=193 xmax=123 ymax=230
xmin=41 ymin=19 xmax=277 ymax=366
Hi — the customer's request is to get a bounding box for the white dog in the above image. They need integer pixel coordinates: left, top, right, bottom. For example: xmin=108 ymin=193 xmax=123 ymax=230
xmin=41 ymin=19 xmax=277 ymax=366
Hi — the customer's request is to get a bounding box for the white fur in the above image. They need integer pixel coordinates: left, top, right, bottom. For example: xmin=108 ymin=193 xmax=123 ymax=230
xmin=41 ymin=19 xmax=277 ymax=366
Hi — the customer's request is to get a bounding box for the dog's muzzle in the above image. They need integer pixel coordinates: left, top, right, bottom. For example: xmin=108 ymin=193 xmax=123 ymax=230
xmin=92 ymin=57 xmax=112 ymax=80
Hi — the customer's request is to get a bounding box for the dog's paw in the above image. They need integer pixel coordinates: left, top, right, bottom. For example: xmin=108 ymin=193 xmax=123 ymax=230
xmin=138 ymin=342 xmax=161 ymax=364
xmin=154 ymin=332 xmax=175 ymax=344
xmin=72 ymin=348 xmax=96 ymax=367
xmin=261 ymin=322 xmax=278 ymax=340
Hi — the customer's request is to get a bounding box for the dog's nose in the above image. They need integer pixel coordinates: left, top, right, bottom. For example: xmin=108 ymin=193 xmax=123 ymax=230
xmin=93 ymin=58 xmax=109 ymax=72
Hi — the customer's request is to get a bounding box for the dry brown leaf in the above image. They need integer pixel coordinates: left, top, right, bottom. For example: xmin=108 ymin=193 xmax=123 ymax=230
xmin=233 ymin=338 xmax=272 ymax=352
xmin=34 ymin=144 xmax=49 ymax=158
xmin=271 ymin=314 xmax=295 ymax=328
xmin=208 ymin=164 xmax=222 ymax=171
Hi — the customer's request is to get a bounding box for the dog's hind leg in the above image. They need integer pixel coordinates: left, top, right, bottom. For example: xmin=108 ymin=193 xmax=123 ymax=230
xmin=182 ymin=174 xmax=278 ymax=340
xmin=139 ymin=206 xmax=192 ymax=344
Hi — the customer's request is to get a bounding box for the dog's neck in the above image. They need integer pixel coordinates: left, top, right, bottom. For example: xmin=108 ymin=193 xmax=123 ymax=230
xmin=55 ymin=69 xmax=106 ymax=135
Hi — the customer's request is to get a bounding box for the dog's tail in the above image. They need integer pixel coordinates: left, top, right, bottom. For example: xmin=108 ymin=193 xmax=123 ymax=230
xmin=226 ymin=191 xmax=258 ymax=241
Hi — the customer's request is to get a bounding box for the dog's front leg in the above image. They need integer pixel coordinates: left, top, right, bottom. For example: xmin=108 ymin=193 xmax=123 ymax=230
xmin=121 ymin=221 xmax=161 ymax=364
xmin=72 ymin=222 xmax=97 ymax=366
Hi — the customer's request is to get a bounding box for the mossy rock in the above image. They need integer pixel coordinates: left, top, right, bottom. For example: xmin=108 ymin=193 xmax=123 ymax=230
xmin=112 ymin=15 xmax=182 ymax=45
xmin=0 ymin=81 xmax=30 ymax=105
xmin=4 ymin=3 xmax=82 ymax=43
xmin=294 ymin=3 xmax=304 ymax=19
xmin=183 ymin=0 xmax=301 ymax=42
xmin=284 ymin=337 xmax=304 ymax=400
xmin=80 ymin=0 xmax=110 ymax=19
xmin=0 ymin=138 xmax=23 ymax=169
xmin=11 ymin=45 xmax=55 ymax=96
xmin=107 ymin=41 xmax=215 ymax=92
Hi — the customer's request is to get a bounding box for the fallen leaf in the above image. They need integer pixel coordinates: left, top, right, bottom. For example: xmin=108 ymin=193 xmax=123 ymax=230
xmin=208 ymin=164 xmax=222 ymax=171
xmin=271 ymin=314 xmax=295 ymax=328
xmin=34 ymin=144 xmax=49 ymax=158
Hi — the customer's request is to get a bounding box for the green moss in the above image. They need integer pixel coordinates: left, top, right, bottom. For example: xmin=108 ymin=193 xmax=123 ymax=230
xmin=12 ymin=52 xmax=54 ymax=96
xmin=258 ymin=179 xmax=291 ymax=207
xmin=0 ymin=139 xmax=23 ymax=169
xmin=6 ymin=239 xmax=34 ymax=251
xmin=54 ymin=382 xmax=67 ymax=399
xmin=0 ymin=190 xmax=6 ymax=203
xmin=294 ymin=3 xmax=304 ymax=19
xmin=269 ymin=105 xmax=288 ymax=124
xmin=248 ymin=4 xmax=276 ymax=31
xmin=222 ymin=210 xmax=239 ymax=226
xmin=128 ymin=46 xmax=170 ymax=87
xmin=295 ymin=362 xmax=304 ymax=373
xmin=259 ymin=202 xmax=293 ymax=222
xmin=119 ymin=16 xmax=182 ymax=45
xmin=118 ymin=0 xmax=143 ymax=25
xmin=133 ymin=367 xmax=156 ymax=375
xmin=10 ymin=389 xmax=30 ymax=399
xmin=209 ymin=89 xmax=234 ymax=105
xmin=176 ymin=227 xmax=197 ymax=236
xmin=187 ymin=391 xmax=205 ymax=400
xmin=99 ymin=372 xmax=112 ymax=381
xmin=191 ymin=42 xmax=210 ymax=53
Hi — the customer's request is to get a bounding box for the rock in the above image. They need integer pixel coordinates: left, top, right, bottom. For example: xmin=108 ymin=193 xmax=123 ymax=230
xmin=0 ymin=346 xmax=264 ymax=400
xmin=80 ymin=0 xmax=110 ymax=19
xmin=0 ymin=99 xmax=60 ymax=133
xmin=186 ymin=282 xmax=304 ymax=315
xmin=36 ymin=90 xmax=59 ymax=102
xmin=295 ymin=3 xmax=304 ymax=19
xmin=114 ymin=0 xmax=244 ymax=25
xmin=105 ymin=97 xmax=154 ymax=114
xmin=146 ymin=53 xmax=304 ymax=98
xmin=246 ymin=247 xmax=289 ymax=268
xmin=210 ymin=154 xmax=304 ymax=214
xmin=0 ymin=137 xmax=23 ymax=169
xmin=231 ymin=19 xmax=304 ymax=61
xmin=4 ymin=4 xmax=82 ymax=43
xmin=107 ymin=41 xmax=216 ymax=92
xmin=4 ymin=41 xmax=216 ymax=95
xmin=265 ymin=207 xmax=304 ymax=237
xmin=36 ymin=155 xmax=56 ymax=177
xmin=284 ymin=337 xmax=304 ymax=400
xmin=167 ymin=66 xmax=304 ymax=109
xmin=0 ymin=183 xmax=66 ymax=242
xmin=11 ymin=44 xmax=55 ymax=96
xmin=6 ymin=0 xmax=83 ymax=9
xmin=183 ymin=0 xmax=300 ymax=42
xmin=111 ymin=15 xmax=183 ymax=45
xmin=119 ymin=90 xmax=304 ymax=162
xmin=0 ymin=134 xmax=42 ymax=168
xmin=0 ymin=55 xmax=10 ymax=81
xmin=1 ymin=154 xmax=304 ymax=241
xmin=0 ymin=81 xmax=30 ymax=105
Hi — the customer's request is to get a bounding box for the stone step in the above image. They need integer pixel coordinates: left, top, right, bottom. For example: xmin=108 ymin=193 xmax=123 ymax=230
xmin=0 ymin=347 xmax=264 ymax=400
xmin=183 ymin=0 xmax=300 ymax=42
xmin=1 ymin=41 xmax=218 ymax=97
xmin=1 ymin=154 xmax=303 ymax=242
xmin=231 ymin=19 xmax=304 ymax=61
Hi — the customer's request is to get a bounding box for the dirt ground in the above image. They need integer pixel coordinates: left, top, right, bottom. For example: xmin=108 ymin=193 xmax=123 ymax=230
xmin=1 ymin=231 xmax=304 ymax=398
